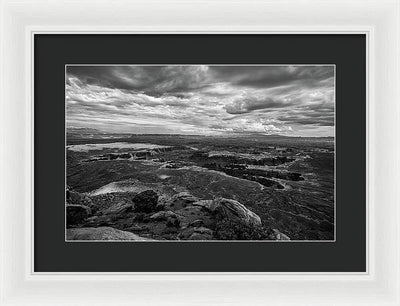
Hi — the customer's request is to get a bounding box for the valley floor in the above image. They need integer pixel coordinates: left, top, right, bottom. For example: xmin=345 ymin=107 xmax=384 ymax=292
xmin=66 ymin=135 xmax=335 ymax=241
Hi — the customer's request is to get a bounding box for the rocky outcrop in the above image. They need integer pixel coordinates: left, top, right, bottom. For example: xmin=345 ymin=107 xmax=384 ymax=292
xmin=191 ymin=151 xmax=294 ymax=167
xmin=150 ymin=210 xmax=178 ymax=221
xmin=65 ymin=188 xmax=267 ymax=240
xmin=174 ymin=205 xmax=214 ymax=228
xmin=270 ymin=229 xmax=291 ymax=241
xmin=66 ymin=227 xmax=151 ymax=241
xmin=188 ymin=219 xmax=204 ymax=227
xmin=193 ymin=198 xmax=262 ymax=227
xmin=178 ymin=226 xmax=214 ymax=240
xmin=84 ymin=147 xmax=176 ymax=162
xmin=248 ymin=176 xmax=285 ymax=189
xmin=188 ymin=159 xmax=303 ymax=189
xmin=103 ymin=201 xmax=133 ymax=215
xmin=132 ymin=190 xmax=159 ymax=213
xmin=213 ymin=198 xmax=262 ymax=227
xmin=163 ymin=160 xmax=192 ymax=169
xmin=66 ymin=204 xmax=92 ymax=226
xmin=67 ymin=190 xmax=93 ymax=207
xmin=150 ymin=210 xmax=180 ymax=227
xmin=265 ymin=170 xmax=304 ymax=181
xmin=192 ymin=199 xmax=214 ymax=210
xmin=165 ymin=192 xmax=199 ymax=211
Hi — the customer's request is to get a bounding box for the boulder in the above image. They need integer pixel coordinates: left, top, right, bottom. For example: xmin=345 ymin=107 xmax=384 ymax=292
xmin=192 ymin=226 xmax=213 ymax=236
xmin=66 ymin=227 xmax=151 ymax=241
xmin=270 ymin=229 xmax=291 ymax=241
xmin=66 ymin=204 xmax=91 ymax=226
xmin=174 ymin=205 xmax=214 ymax=228
xmin=149 ymin=210 xmax=181 ymax=227
xmin=132 ymin=190 xmax=159 ymax=213
xmin=165 ymin=192 xmax=199 ymax=211
xmin=103 ymin=201 xmax=132 ymax=215
xmin=192 ymin=199 xmax=213 ymax=210
xmin=188 ymin=232 xmax=212 ymax=240
xmin=189 ymin=219 xmax=204 ymax=227
xmin=150 ymin=210 xmax=179 ymax=221
xmin=68 ymin=190 xmax=93 ymax=207
xmin=85 ymin=216 xmax=99 ymax=223
xmin=179 ymin=226 xmax=214 ymax=240
xmin=194 ymin=198 xmax=262 ymax=227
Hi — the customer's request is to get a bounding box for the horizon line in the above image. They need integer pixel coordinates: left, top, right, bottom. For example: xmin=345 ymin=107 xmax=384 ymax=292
xmin=67 ymin=129 xmax=334 ymax=138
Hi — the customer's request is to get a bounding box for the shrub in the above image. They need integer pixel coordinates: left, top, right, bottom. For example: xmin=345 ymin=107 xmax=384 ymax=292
xmin=132 ymin=190 xmax=159 ymax=213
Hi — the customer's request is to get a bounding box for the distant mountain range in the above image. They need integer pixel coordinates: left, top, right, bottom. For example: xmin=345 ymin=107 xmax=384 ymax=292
xmin=67 ymin=127 xmax=104 ymax=133
xmin=235 ymin=133 xmax=334 ymax=139
xmin=67 ymin=127 xmax=334 ymax=139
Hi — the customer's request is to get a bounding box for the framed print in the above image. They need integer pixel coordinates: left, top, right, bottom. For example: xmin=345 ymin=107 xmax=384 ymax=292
xmin=35 ymin=34 xmax=364 ymax=272
xmin=65 ymin=63 xmax=336 ymax=243
xmin=1 ymin=0 xmax=400 ymax=305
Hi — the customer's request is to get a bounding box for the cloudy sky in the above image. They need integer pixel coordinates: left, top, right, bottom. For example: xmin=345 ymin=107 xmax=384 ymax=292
xmin=66 ymin=65 xmax=335 ymax=137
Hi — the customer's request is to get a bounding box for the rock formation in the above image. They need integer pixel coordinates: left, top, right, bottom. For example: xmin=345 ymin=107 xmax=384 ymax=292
xmin=193 ymin=198 xmax=262 ymax=227
xmin=66 ymin=189 xmax=273 ymax=241
xmin=270 ymin=229 xmax=291 ymax=241
xmin=66 ymin=227 xmax=151 ymax=241
xmin=132 ymin=190 xmax=159 ymax=213
xmin=66 ymin=204 xmax=91 ymax=226
xmin=164 ymin=192 xmax=199 ymax=210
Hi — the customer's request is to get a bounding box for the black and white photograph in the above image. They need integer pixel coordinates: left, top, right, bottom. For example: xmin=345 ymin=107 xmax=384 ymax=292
xmin=65 ymin=65 xmax=335 ymax=241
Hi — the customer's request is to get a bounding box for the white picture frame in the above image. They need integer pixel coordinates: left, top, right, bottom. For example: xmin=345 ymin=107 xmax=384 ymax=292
xmin=1 ymin=0 xmax=399 ymax=305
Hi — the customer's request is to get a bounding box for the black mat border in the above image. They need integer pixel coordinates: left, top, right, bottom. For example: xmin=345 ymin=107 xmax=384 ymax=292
xmin=34 ymin=34 xmax=366 ymax=272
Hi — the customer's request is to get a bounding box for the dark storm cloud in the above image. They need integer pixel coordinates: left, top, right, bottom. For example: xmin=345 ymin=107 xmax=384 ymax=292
xmin=276 ymin=109 xmax=334 ymax=126
xmin=209 ymin=66 xmax=334 ymax=89
xmin=279 ymin=116 xmax=334 ymax=126
xmin=303 ymin=103 xmax=334 ymax=112
xmin=224 ymin=97 xmax=289 ymax=114
xmin=67 ymin=65 xmax=209 ymax=95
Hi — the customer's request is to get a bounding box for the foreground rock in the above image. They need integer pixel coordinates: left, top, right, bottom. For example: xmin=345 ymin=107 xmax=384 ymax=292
xmin=150 ymin=210 xmax=180 ymax=227
xmin=179 ymin=226 xmax=214 ymax=240
xmin=65 ymin=188 xmax=268 ymax=240
xmin=165 ymin=192 xmax=199 ymax=211
xmin=66 ymin=227 xmax=151 ymax=241
xmin=67 ymin=190 xmax=93 ymax=207
xmin=193 ymin=198 xmax=262 ymax=227
xmin=66 ymin=204 xmax=92 ymax=226
xmin=270 ymin=229 xmax=291 ymax=241
xmin=150 ymin=210 xmax=178 ymax=221
xmin=132 ymin=190 xmax=159 ymax=213
xmin=175 ymin=205 xmax=214 ymax=228
xmin=103 ymin=201 xmax=133 ymax=215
